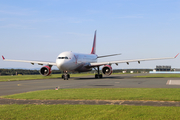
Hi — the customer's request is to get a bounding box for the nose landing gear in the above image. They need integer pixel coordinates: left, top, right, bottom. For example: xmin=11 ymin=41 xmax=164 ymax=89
xmin=62 ymin=71 xmax=70 ymax=80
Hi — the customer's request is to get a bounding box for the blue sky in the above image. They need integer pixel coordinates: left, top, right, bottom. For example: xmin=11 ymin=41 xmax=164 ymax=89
xmin=0 ymin=0 xmax=180 ymax=70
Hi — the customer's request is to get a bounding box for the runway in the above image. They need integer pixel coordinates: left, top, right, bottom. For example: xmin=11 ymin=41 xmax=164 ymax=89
xmin=0 ymin=74 xmax=180 ymax=96
xmin=1 ymin=74 xmax=180 ymax=106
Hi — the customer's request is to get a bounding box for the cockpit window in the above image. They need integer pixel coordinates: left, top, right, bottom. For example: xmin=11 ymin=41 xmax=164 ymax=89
xmin=58 ymin=57 xmax=68 ymax=59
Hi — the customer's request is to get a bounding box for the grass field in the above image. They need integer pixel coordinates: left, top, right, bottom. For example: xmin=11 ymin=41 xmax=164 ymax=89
xmin=0 ymin=73 xmax=94 ymax=82
xmin=2 ymin=87 xmax=180 ymax=119
xmin=3 ymin=88 xmax=180 ymax=101
xmin=1 ymin=73 xmax=180 ymax=82
xmin=1 ymin=104 xmax=180 ymax=120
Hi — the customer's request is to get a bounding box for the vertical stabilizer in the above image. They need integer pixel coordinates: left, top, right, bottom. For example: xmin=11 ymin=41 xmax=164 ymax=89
xmin=91 ymin=30 xmax=96 ymax=54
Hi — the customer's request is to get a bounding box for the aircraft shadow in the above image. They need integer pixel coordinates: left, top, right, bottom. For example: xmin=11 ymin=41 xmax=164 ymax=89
xmin=72 ymin=76 xmax=126 ymax=80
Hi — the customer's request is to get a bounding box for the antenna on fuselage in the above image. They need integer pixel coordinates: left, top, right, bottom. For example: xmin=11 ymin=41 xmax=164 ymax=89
xmin=91 ymin=30 xmax=96 ymax=54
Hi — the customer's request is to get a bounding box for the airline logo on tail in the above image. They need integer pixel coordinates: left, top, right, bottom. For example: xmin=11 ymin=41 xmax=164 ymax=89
xmin=91 ymin=30 xmax=96 ymax=54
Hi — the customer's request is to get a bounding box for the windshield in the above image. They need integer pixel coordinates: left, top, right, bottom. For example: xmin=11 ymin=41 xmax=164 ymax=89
xmin=58 ymin=57 xmax=68 ymax=59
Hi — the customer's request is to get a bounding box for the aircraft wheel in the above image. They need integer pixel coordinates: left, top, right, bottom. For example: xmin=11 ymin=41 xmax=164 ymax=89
xmin=95 ymin=74 xmax=103 ymax=79
xmin=67 ymin=74 xmax=70 ymax=78
xmin=100 ymin=74 xmax=103 ymax=78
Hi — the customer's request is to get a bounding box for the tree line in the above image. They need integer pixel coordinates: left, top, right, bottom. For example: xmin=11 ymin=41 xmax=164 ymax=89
xmin=0 ymin=69 xmax=61 ymax=75
xmin=0 ymin=68 xmax=152 ymax=76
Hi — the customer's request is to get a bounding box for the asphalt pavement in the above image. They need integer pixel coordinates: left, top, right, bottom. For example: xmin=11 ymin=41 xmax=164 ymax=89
xmin=0 ymin=74 xmax=180 ymax=96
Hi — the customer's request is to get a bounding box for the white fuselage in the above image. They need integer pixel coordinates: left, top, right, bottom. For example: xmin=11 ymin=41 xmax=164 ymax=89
xmin=56 ymin=51 xmax=97 ymax=72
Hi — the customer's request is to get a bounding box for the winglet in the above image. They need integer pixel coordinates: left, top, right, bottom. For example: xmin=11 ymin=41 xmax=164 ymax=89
xmin=91 ymin=30 xmax=96 ymax=54
xmin=175 ymin=53 xmax=179 ymax=58
xmin=2 ymin=56 xmax=5 ymax=60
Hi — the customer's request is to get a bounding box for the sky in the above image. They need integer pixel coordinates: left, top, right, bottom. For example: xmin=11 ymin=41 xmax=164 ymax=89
xmin=0 ymin=0 xmax=180 ymax=70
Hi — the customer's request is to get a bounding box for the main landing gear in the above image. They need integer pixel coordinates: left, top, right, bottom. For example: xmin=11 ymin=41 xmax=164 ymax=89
xmin=95 ymin=66 xmax=103 ymax=78
xmin=62 ymin=71 xmax=70 ymax=80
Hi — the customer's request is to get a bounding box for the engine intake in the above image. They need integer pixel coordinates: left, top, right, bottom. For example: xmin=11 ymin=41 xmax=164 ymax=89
xmin=40 ymin=66 xmax=52 ymax=76
xmin=102 ymin=65 xmax=112 ymax=76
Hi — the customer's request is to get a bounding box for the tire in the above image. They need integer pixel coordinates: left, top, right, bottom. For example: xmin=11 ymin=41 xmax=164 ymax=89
xmin=95 ymin=74 xmax=98 ymax=78
xmin=67 ymin=74 xmax=70 ymax=78
xmin=62 ymin=75 xmax=64 ymax=79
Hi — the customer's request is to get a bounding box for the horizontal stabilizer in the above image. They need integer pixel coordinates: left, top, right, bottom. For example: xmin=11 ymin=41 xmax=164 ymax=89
xmin=98 ymin=53 xmax=121 ymax=58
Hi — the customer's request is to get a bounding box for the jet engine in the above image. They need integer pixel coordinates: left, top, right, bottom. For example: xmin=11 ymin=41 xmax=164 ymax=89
xmin=102 ymin=65 xmax=112 ymax=76
xmin=40 ymin=66 xmax=52 ymax=76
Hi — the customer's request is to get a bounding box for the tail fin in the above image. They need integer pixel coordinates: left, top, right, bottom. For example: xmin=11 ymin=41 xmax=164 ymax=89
xmin=91 ymin=30 xmax=96 ymax=54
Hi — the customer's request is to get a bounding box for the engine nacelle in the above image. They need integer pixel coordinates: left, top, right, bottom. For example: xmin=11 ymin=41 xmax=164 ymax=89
xmin=102 ymin=65 xmax=113 ymax=76
xmin=40 ymin=66 xmax=52 ymax=76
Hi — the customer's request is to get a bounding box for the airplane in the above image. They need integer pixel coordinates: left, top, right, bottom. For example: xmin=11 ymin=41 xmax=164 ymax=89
xmin=2 ymin=31 xmax=179 ymax=80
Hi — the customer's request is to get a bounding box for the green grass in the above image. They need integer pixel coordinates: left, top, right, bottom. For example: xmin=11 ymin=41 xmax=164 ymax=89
xmin=3 ymin=88 xmax=180 ymax=101
xmin=2 ymin=88 xmax=180 ymax=119
xmin=0 ymin=74 xmax=94 ymax=82
xmin=2 ymin=73 xmax=180 ymax=82
xmin=135 ymin=74 xmax=180 ymax=78
xmin=0 ymin=104 xmax=180 ymax=120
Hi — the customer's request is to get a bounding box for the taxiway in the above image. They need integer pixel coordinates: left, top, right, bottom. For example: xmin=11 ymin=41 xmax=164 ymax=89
xmin=0 ymin=74 xmax=179 ymax=96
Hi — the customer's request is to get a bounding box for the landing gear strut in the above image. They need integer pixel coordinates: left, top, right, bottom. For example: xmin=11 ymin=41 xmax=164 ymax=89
xmin=62 ymin=71 xmax=70 ymax=80
xmin=95 ymin=66 xmax=103 ymax=78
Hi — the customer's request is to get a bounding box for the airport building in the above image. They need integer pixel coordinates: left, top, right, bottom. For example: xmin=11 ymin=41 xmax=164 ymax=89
xmin=150 ymin=65 xmax=180 ymax=74
xmin=155 ymin=66 xmax=171 ymax=71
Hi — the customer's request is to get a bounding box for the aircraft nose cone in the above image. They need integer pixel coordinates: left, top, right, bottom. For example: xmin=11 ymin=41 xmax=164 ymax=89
xmin=56 ymin=60 xmax=64 ymax=70
xmin=56 ymin=60 xmax=70 ymax=71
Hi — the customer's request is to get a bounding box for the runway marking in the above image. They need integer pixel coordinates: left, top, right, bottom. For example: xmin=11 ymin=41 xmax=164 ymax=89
xmin=166 ymin=80 xmax=180 ymax=85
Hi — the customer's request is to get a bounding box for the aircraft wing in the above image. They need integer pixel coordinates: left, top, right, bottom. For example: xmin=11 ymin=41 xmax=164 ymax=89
xmin=2 ymin=56 xmax=57 ymax=66
xmin=90 ymin=53 xmax=179 ymax=67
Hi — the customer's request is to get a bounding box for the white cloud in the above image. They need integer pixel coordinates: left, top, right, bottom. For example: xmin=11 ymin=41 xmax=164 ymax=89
xmin=0 ymin=10 xmax=26 ymax=16
xmin=0 ymin=18 xmax=6 ymax=21
xmin=64 ymin=32 xmax=91 ymax=37
xmin=87 ymin=10 xmax=102 ymax=14
xmin=0 ymin=24 xmax=35 ymax=29
xmin=119 ymin=15 xmax=144 ymax=19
